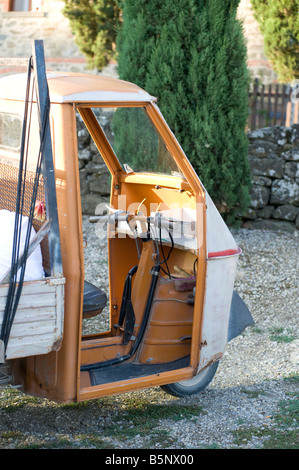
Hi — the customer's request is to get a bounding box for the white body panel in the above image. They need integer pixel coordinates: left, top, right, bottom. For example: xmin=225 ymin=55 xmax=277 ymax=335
xmin=0 ymin=276 xmax=65 ymax=360
xmin=198 ymin=191 xmax=241 ymax=371
xmin=205 ymin=192 xmax=239 ymax=255
xmin=198 ymin=254 xmax=239 ymax=371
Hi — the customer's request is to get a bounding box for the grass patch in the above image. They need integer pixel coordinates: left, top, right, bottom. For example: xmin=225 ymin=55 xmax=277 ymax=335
xmin=262 ymin=429 xmax=298 ymax=449
xmin=269 ymin=327 xmax=297 ymax=343
xmin=0 ymin=387 xmax=44 ymax=412
xmin=74 ymin=433 xmax=116 ymax=449
xmin=232 ymin=426 xmax=270 ymax=446
xmin=0 ymin=433 xmax=76 ymax=450
xmin=241 ymin=388 xmax=266 ymax=399
xmin=233 ymin=374 xmax=299 ymax=449
xmin=100 ymin=401 xmax=203 ymax=447
xmin=232 ymin=424 xmax=298 ymax=449
xmin=251 ymin=326 xmax=264 ymax=334
xmin=274 ymin=396 xmax=299 ymax=429
xmin=147 ymin=429 xmax=183 ymax=448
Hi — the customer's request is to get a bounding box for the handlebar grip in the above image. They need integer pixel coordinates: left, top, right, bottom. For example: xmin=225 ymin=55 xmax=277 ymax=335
xmin=89 ymin=214 xmax=128 ymax=224
xmin=89 ymin=215 xmax=109 ymax=223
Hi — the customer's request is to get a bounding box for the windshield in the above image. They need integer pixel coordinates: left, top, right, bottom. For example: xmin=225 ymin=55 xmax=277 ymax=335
xmin=91 ymin=107 xmax=183 ymax=176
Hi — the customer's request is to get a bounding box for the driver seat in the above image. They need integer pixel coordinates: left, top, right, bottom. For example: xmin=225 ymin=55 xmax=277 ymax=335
xmin=83 ymin=281 xmax=107 ymax=319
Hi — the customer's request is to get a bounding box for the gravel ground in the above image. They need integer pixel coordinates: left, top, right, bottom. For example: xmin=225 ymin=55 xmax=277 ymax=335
xmin=0 ymin=218 xmax=298 ymax=450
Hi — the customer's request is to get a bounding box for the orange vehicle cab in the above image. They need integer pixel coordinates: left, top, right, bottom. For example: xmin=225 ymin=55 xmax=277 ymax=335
xmin=0 ymin=42 xmax=253 ymax=402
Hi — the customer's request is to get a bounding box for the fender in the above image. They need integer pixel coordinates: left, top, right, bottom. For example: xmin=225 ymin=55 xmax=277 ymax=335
xmin=227 ymin=290 xmax=255 ymax=342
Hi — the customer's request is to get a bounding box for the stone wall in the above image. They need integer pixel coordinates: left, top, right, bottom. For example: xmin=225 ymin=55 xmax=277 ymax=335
xmin=77 ymin=113 xmax=111 ymax=215
xmin=244 ymin=124 xmax=299 ymax=233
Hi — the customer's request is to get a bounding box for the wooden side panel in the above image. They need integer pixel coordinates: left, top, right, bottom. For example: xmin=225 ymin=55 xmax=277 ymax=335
xmin=0 ymin=277 xmax=65 ymax=360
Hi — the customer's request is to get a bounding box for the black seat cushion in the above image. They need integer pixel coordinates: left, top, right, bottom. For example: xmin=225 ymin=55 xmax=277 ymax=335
xmin=83 ymin=281 xmax=107 ymax=319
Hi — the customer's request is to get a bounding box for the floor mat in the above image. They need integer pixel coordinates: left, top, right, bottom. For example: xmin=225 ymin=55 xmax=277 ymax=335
xmin=89 ymin=356 xmax=190 ymax=386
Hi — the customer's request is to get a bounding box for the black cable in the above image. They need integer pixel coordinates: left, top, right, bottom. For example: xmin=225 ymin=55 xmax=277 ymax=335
xmin=0 ymin=57 xmax=49 ymax=355
xmin=0 ymin=57 xmax=33 ymax=347
xmin=159 ymin=226 xmax=174 ymax=279
xmin=193 ymin=257 xmax=198 ymax=276
xmin=81 ymin=264 xmax=160 ymax=371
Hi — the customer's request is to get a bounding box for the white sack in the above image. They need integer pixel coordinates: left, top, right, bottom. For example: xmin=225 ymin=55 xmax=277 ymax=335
xmin=0 ymin=210 xmax=44 ymax=282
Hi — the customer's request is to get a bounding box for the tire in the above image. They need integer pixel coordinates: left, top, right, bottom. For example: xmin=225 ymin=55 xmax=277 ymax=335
xmin=161 ymin=361 xmax=219 ymax=398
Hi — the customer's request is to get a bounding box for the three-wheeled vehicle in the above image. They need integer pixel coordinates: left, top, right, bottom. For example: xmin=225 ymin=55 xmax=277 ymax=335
xmin=0 ymin=41 xmax=253 ymax=402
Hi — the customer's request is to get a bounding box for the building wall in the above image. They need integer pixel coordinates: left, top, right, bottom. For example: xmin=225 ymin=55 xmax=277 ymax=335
xmin=237 ymin=0 xmax=278 ymax=84
xmin=1 ymin=0 xmax=277 ymax=83
xmin=0 ymin=0 xmax=96 ymax=75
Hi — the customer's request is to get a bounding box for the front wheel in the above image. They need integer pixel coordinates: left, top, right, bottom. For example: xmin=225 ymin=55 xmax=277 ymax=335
xmin=161 ymin=361 xmax=219 ymax=398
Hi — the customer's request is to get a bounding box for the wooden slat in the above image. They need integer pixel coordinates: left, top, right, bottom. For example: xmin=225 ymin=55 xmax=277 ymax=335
xmin=0 ymin=306 xmax=56 ymax=324
xmin=0 ymin=276 xmax=65 ymax=360
xmin=0 ymin=279 xmax=56 ymax=297
xmin=294 ymin=100 xmax=299 ymax=124
xmin=8 ymin=321 xmax=57 ymax=339
xmin=274 ymin=85 xmax=279 ymax=125
xmin=0 ymin=292 xmax=56 ymax=310
xmin=280 ymin=85 xmax=287 ymax=126
xmin=6 ymin=333 xmax=62 ymax=359
xmin=267 ymin=84 xmax=272 ymax=128
xmin=259 ymin=84 xmax=265 ymax=128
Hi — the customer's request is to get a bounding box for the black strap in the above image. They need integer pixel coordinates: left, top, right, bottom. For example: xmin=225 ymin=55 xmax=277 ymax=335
xmin=114 ymin=265 xmax=138 ymax=345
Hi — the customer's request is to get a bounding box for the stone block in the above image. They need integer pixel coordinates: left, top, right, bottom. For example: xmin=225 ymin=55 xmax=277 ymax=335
xmin=252 ymin=175 xmax=272 ymax=187
xmin=90 ymin=140 xmax=99 ymax=154
xmin=92 ymin=153 xmax=106 ymax=164
xmin=248 ymin=139 xmax=278 ymax=158
xmin=281 ymin=148 xmax=299 ymax=161
xmin=291 ymin=124 xmax=299 ymax=145
xmin=78 ymin=148 xmax=92 ymax=163
xmin=89 ymin=173 xmax=111 ymax=195
xmin=81 ymin=194 xmax=106 ymax=215
xmin=250 ymin=185 xmax=270 ymax=209
xmin=270 ymin=179 xmax=299 ymax=206
xmin=248 ymin=157 xmax=284 ymax=178
xmin=256 ymin=205 xmax=274 ymax=219
xmin=77 ymin=127 xmax=90 ymax=149
xmin=79 ymin=170 xmax=89 ymax=195
xmin=84 ymin=161 xmax=107 ymax=175
xmin=243 ymin=219 xmax=296 ymax=233
xmin=272 ymin=204 xmax=299 ymax=221
xmin=285 ymin=161 xmax=299 ymax=179
xmin=248 ymin=126 xmax=292 ymax=144
xmin=242 ymin=207 xmax=257 ymax=220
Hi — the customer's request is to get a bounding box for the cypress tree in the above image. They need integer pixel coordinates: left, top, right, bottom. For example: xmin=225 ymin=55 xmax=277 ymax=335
xmin=63 ymin=0 xmax=121 ymax=71
xmin=251 ymin=0 xmax=299 ymax=83
xmin=117 ymin=0 xmax=251 ymax=225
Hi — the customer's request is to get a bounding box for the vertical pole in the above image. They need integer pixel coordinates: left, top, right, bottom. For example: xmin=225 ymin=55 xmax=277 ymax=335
xmin=31 ymin=40 xmax=62 ymax=276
